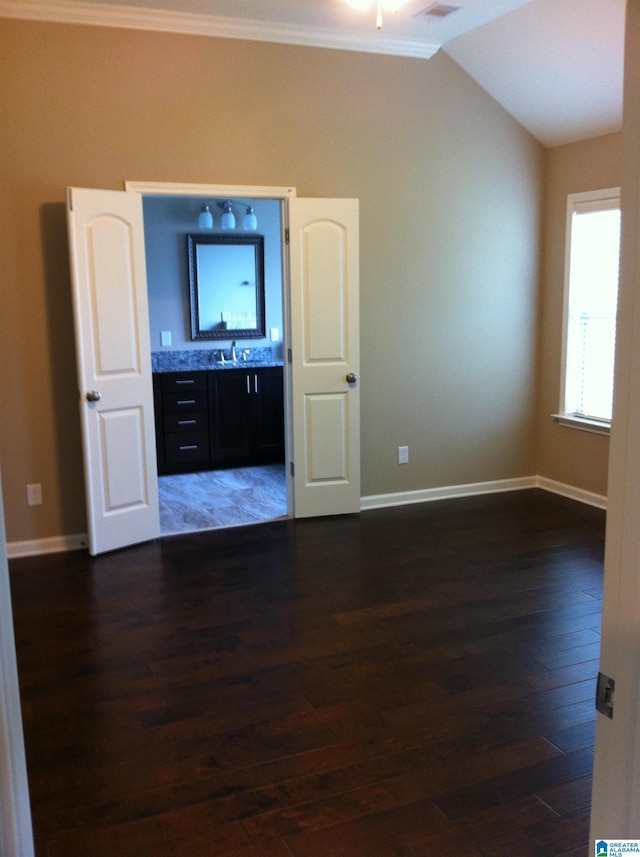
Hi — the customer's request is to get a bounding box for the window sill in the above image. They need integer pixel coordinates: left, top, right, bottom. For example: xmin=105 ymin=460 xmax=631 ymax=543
xmin=551 ymin=414 xmax=611 ymax=436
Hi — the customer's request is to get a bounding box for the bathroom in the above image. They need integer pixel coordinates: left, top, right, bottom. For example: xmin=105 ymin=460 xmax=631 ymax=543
xmin=143 ymin=194 xmax=288 ymax=535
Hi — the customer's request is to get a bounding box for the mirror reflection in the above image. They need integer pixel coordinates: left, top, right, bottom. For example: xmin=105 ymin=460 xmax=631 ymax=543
xmin=188 ymin=234 xmax=265 ymax=340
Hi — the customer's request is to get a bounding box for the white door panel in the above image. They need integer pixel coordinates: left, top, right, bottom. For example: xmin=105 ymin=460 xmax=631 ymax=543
xmin=67 ymin=188 xmax=160 ymax=555
xmin=304 ymin=393 xmax=350 ymax=482
xmin=289 ymin=198 xmax=360 ymax=518
xmin=302 ymin=220 xmax=348 ymax=360
xmin=88 ymin=216 xmax=140 ymax=373
xmin=100 ymin=407 xmax=148 ymax=508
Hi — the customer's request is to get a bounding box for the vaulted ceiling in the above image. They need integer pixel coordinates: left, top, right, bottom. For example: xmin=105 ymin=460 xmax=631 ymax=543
xmin=0 ymin=0 xmax=625 ymax=147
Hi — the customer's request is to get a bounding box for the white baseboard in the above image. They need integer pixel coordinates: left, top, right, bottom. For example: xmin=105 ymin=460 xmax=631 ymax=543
xmin=360 ymin=476 xmax=538 ymax=511
xmin=535 ymin=476 xmax=607 ymax=510
xmin=361 ymin=475 xmax=608 ymax=513
xmin=7 ymin=533 xmax=88 ymax=560
xmin=7 ymin=477 xmax=605 ymax=558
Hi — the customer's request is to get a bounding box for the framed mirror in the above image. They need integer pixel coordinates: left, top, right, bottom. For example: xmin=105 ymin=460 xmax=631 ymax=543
xmin=187 ymin=234 xmax=266 ymax=340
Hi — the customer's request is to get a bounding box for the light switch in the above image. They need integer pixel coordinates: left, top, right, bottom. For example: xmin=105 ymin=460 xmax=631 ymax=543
xmin=270 ymin=328 xmax=280 ymax=341
xmin=161 ymin=330 xmax=172 ymax=347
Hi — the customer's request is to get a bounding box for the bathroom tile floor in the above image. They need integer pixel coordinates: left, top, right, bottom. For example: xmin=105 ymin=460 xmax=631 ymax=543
xmin=158 ymin=464 xmax=288 ymax=535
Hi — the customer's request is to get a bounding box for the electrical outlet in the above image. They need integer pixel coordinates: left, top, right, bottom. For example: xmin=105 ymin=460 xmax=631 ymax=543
xmin=27 ymin=483 xmax=42 ymax=506
xmin=398 ymin=446 xmax=409 ymax=465
xmin=270 ymin=327 xmax=280 ymax=341
xmin=161 ymin=330 xmax=172 ymax=347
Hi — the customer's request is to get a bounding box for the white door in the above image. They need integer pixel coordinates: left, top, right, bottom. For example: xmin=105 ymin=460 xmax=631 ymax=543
xmin=288 ymin=198 xmax=360 ymax=517
xmin=66 ymin=188 xmax=160 ymax=555
xmin=589 ymin=0 xmax=640 ymax=836
xmin=0 ymin=470 xmax=35 ymax=857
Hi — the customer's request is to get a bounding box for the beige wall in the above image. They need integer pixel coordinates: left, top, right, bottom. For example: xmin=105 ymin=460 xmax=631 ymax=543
xmin=0 ymin=18 xmax=543 ymax=544
xmin=537 ymin=133 xmax=622 ymax=497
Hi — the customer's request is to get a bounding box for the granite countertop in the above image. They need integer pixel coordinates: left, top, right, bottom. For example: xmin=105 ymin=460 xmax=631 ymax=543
xmin=151 ymin=348 xmax=283 ymax=373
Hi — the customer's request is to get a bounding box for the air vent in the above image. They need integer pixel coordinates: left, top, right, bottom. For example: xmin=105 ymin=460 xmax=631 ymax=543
xmin=420 ymin=3 xmax=460 ymax=18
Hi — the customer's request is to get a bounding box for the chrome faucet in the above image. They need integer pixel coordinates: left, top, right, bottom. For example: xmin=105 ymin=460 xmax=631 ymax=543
xmin=230 ymin=340 xmax=237 ymax=362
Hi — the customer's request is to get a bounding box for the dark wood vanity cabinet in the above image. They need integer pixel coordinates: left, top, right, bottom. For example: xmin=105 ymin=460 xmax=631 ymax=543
xmin=209 ymin=367 xmax=285 ymax=463
xmin=154 ymin=366 xmax=284 ymax=475
xmin=153 ymin=371 xmax=210 ymax=473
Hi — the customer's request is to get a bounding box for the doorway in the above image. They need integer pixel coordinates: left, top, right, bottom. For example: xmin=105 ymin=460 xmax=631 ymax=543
xmin=67 ymin=183 xmax=360 ymax=554
xmin=142 ymin=192 xmax=288 ymax=536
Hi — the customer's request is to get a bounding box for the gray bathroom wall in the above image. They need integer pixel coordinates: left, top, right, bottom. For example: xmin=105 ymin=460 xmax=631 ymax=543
xmin=143 ymin=195 xmax=284 ymax=358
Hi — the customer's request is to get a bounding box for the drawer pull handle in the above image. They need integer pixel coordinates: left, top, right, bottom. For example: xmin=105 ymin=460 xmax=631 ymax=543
xmin=179 ymin=444 xmax=199 ymax=451
xmin=176 ymin=399 xmax=196 ymax=405
xmin=177 ymin=419 xmax=197 ymax=426
xmin=175 ymin=379 xmax=195 ymax=385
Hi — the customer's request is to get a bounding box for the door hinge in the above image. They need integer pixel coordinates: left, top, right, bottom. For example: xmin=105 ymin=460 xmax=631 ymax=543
xmin=284 ymin=227 xmax=290 ymax=245
xmin=287 ymin=347 xmax=292 ymax=364
xmin=290 ymin=461 xmax=294 ymax=477
xmin=596 ymin=671 xmax=615 ymax=719
xmin=67 ymin=187 xmax=73 ymax=211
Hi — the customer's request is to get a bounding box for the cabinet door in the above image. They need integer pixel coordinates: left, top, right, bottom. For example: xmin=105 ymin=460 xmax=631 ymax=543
xmin=255 ymin=367 xmax=285 ymax=459
xmin=209 ymin=370 xmax=253 ymax=461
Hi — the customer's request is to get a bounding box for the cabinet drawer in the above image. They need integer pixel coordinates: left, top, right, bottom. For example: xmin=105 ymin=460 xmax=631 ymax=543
xmin=161 ymin=372 xmax=207 ymax=393
xmin=163 ymin=411 xmax=209 ymax=433
xmin=163 ymin=391 xmax=208 ymax=412
xmin=164 ymin=431 xmax=210 ymax=466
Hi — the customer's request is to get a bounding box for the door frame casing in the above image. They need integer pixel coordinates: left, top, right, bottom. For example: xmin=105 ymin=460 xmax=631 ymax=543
xmin=124 ymin=181 xmax=297 ymax=517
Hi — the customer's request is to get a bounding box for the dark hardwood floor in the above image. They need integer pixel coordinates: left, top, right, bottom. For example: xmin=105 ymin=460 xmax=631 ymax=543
xmin=9 ymin=489 xmax=605 ymax=857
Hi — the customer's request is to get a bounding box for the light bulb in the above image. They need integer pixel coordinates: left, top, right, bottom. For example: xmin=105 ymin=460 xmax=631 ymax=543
xmin=198 ymin=204 xmax=213 ymax=229
xmin=243 ymin=206 xmax=257 ymax=231
xmin=221 ymin=201 xmax=235 ymax=230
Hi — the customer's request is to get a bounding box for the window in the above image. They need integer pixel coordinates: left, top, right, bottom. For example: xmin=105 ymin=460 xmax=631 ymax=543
xmin=558 ymin=188 xmax=621 ymax=432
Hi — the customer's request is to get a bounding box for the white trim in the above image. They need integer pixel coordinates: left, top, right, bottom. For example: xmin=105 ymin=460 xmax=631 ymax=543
xmin=360 ymin=476 xmax=537 ymax=511
xmin=568 ymin=187 xmax=622 ymax=213
xmin=536 ymin=476 xmax=607 ymax=510
xmin=124 ymin=181 xmax=297 ymax=199
xmin=558 ymin=186 xmax=621 ymax=423
xmin=125 ymin=179 xmax=296 ymax=525
xmin=0 ymin=0 xmax=440 ymax=59
xmin=7 ymin=532 xmax=88 ymax=559
xmin=361 ymin=475 xmax=607 ymax=513
xmin=551 ymin=413 xmax=611 ymax=435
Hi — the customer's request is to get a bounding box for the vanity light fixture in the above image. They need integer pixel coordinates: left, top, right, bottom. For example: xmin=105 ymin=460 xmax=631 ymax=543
xmin=344 ymin=0 xmax=411 ymax=29
xmin=198 ymin=199 xmax=259 ymax=231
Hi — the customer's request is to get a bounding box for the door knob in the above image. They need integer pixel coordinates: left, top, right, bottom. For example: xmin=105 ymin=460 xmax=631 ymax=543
xmin=345 ymin=373 xmax=358 ymax=384
xmin=86 ymin=390 xmax=102 ymax=402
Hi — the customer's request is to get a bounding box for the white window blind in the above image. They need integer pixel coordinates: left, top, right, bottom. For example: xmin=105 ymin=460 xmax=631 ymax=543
xmin=561 ymin=190 xmax=621 ymax=424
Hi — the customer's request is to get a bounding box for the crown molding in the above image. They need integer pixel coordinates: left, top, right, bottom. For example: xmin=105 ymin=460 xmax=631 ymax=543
xmin=0 ymin=0 xmax=440 ymax=59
